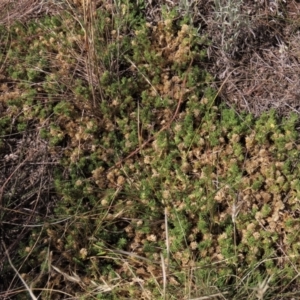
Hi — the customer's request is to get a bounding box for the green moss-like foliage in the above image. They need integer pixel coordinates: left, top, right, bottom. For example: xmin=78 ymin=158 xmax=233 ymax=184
xmin=1 ymin=2 xmax=300 ymax=299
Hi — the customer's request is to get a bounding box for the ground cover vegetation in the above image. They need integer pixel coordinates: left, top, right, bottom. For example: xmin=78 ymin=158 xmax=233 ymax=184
xmin=1 ymin=0 xmax=300 ymax=299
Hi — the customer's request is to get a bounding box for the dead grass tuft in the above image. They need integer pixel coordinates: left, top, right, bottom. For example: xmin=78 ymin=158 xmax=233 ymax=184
xmin=203 ymin=0 xmax=300 ymax=116
xmin=0 ymin=0 xmax=65 ymax=27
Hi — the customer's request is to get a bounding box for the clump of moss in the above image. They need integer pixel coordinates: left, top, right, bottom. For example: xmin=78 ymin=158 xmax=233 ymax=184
xmin=1 ymin=1 xmax=300 ymax=299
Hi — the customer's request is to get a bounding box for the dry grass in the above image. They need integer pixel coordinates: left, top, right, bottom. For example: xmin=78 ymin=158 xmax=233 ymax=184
xmin=1 ymin=1 xmax=300 ymax=300
xmin=0 ymin=0 xmax=64 ymax=26
xmin=203 ymin=0 xmax=300 ymax=116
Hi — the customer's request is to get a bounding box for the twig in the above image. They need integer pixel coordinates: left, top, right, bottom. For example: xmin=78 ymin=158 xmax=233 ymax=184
xmin=0 ymin=156 xmax=30 ymax=207
xmin=161 ymin=252 xmax=167 ymax=300
xmin=189 ymin=293 xmax=229 ymax=300
xmin=1 ymin=240 xmax=37 ymax=300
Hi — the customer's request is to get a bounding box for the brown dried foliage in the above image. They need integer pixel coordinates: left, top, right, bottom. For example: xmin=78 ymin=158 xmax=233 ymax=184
xmin=0 ymin=0 xmax=65 ymax=26
xmin=203 ymin=0 xmax=300 ymax=116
